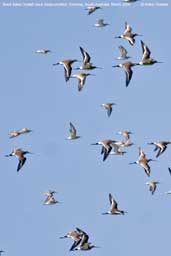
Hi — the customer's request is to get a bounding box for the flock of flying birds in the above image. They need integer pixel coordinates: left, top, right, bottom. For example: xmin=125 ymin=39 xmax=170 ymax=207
xmin=2 ymin=2 xmax=170 ymax=253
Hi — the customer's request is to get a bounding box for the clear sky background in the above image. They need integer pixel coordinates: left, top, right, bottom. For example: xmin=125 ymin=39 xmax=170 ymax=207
xmin=0 ymin=0 xmax=170 ymax=255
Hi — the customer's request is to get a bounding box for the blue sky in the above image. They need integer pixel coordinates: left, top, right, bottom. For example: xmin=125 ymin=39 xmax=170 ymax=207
xmin=0 ymin=1 xmax=170 ymax=255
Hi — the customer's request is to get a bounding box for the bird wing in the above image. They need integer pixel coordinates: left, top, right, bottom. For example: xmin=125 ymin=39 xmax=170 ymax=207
xmin=141 ymin=162 xmax=150 ymax=177
xmin=103 ymin=145 xmax=112 ymax=161
xmin=97 ymin=19 xmax=104 ymax=25
xmin=69 ymin=239 xmax=82 ymax=251
xmin=141 ymin=40 xmax=151 ymax=60
xmin=76 ymin=228 xmax=89 ymax=243
xmin=77 ymin=76 xmax=85 ymax=92
xmin=153 ymin=145 xmax=158 ymax=152
xmin=101 ymin=146 xmax=105 ymax=155
xmin=111 ymin=143 xmax=119 ymax=152
xmin=125 ymin=34 xmax=135 ymax=46
xmin=149 ymin=183 xmax=156 ymax=194
xmin=64 ymin=63 xmax=72 ymax=82
xmin=124 ymin=67 xmax=133 ymax=87
xmin=17 ymin=157 xmax=26 ymax=172
xmin=138 ymin=147 xmax=146 ymax=159
xmin=156 ymin=145 xmax=167 ymax=158
xmin=80 ymin=47 xmax=91 ymax=64
xmin=124 ymin=22 xmax=132 ymax=34
xmin=44 ymin=196 xmax=50 ymax=204
xmin=107 ymin=106 xmax=112 ymax=117
xmin=109 ymin=193 xmax=118 ymax=208
xmin=87 ymin=6 xmax=95 ymax=15
xmin=118 ymin=46 xmax=127 ymax=58
xmin=168 ymin=167 xmax=171 ymax=175
xmin=69 ymin=122 xmax=76 ymax=137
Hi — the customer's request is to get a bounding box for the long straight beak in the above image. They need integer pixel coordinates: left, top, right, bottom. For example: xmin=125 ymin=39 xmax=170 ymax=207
xmin=91 ymin=143 xmax=98 ymax=145
xmin=25 ymin=151 xmax=34 ymax=155
xmin=112 ymin=65 xmax=119 ymax=68
xmin=101 ymin=212 xmax=108 ymax=215
xmin=5 ymin=154 xmax=12 ymax=157
xmin=73 ymin=67 xmax=80 ymax=70
xmin=59 ymin=235 xmax=67 ymax=239
xmin=129 ymin=162 xmax=136 ymax=164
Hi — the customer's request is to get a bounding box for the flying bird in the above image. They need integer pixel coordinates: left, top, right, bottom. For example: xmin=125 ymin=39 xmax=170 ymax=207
xmin=35 ymin=49 xmax=51 ymax=54
xmin=148 ymin=141 xmax=171 ymax=158
xmin=139 ymin=40 xmax=162 ymax=65
xmin=72 ymin=228 xmax=98 ymax=251
xmin=9 ymin=128 xmax=32 ymax=138
xmin=116 ymin=45 xmax=130 ymax=60
xmin=117 ymin=130 xmax=132 ymax=140
xmin=101 ymin=103 xmax=116 ymax=117
xmin=115 ymin=22 xmax=142 ymax=45
xmin=85 ymin=6 xmax=101 ymax=15
xmin=94 ymin=19 xmax=109 ymax=28
xmin=91 ymin=139 xmax=117 ymax=161
xmin=146 ymin=181 xmax=160 ymax=195
xmin=129 ymin=147 xmax=155 ymax=177
xmin=75 ymin=47 xmax=100 ymax=70
xmin=72 ymin=73 xmax=94 ymax=92
xmin=60 ymin=229 xmax=83 ymax=251
xmin=112 ymin=61 xmax=139 ymax=87
xmin=43 ymin=190 xmax=58 ymax=205
xmin=53 ymin=59 xmax=77 ymax=82
xmin=102 ymin=193 xmax=127 ymax=215
xmin=110 ymin=144 xmax=127 ymax=155
xmin=5 ymin=148 xmax=31 ymax=172
xmin=67 ymin=122 xmax=80 ymax=140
